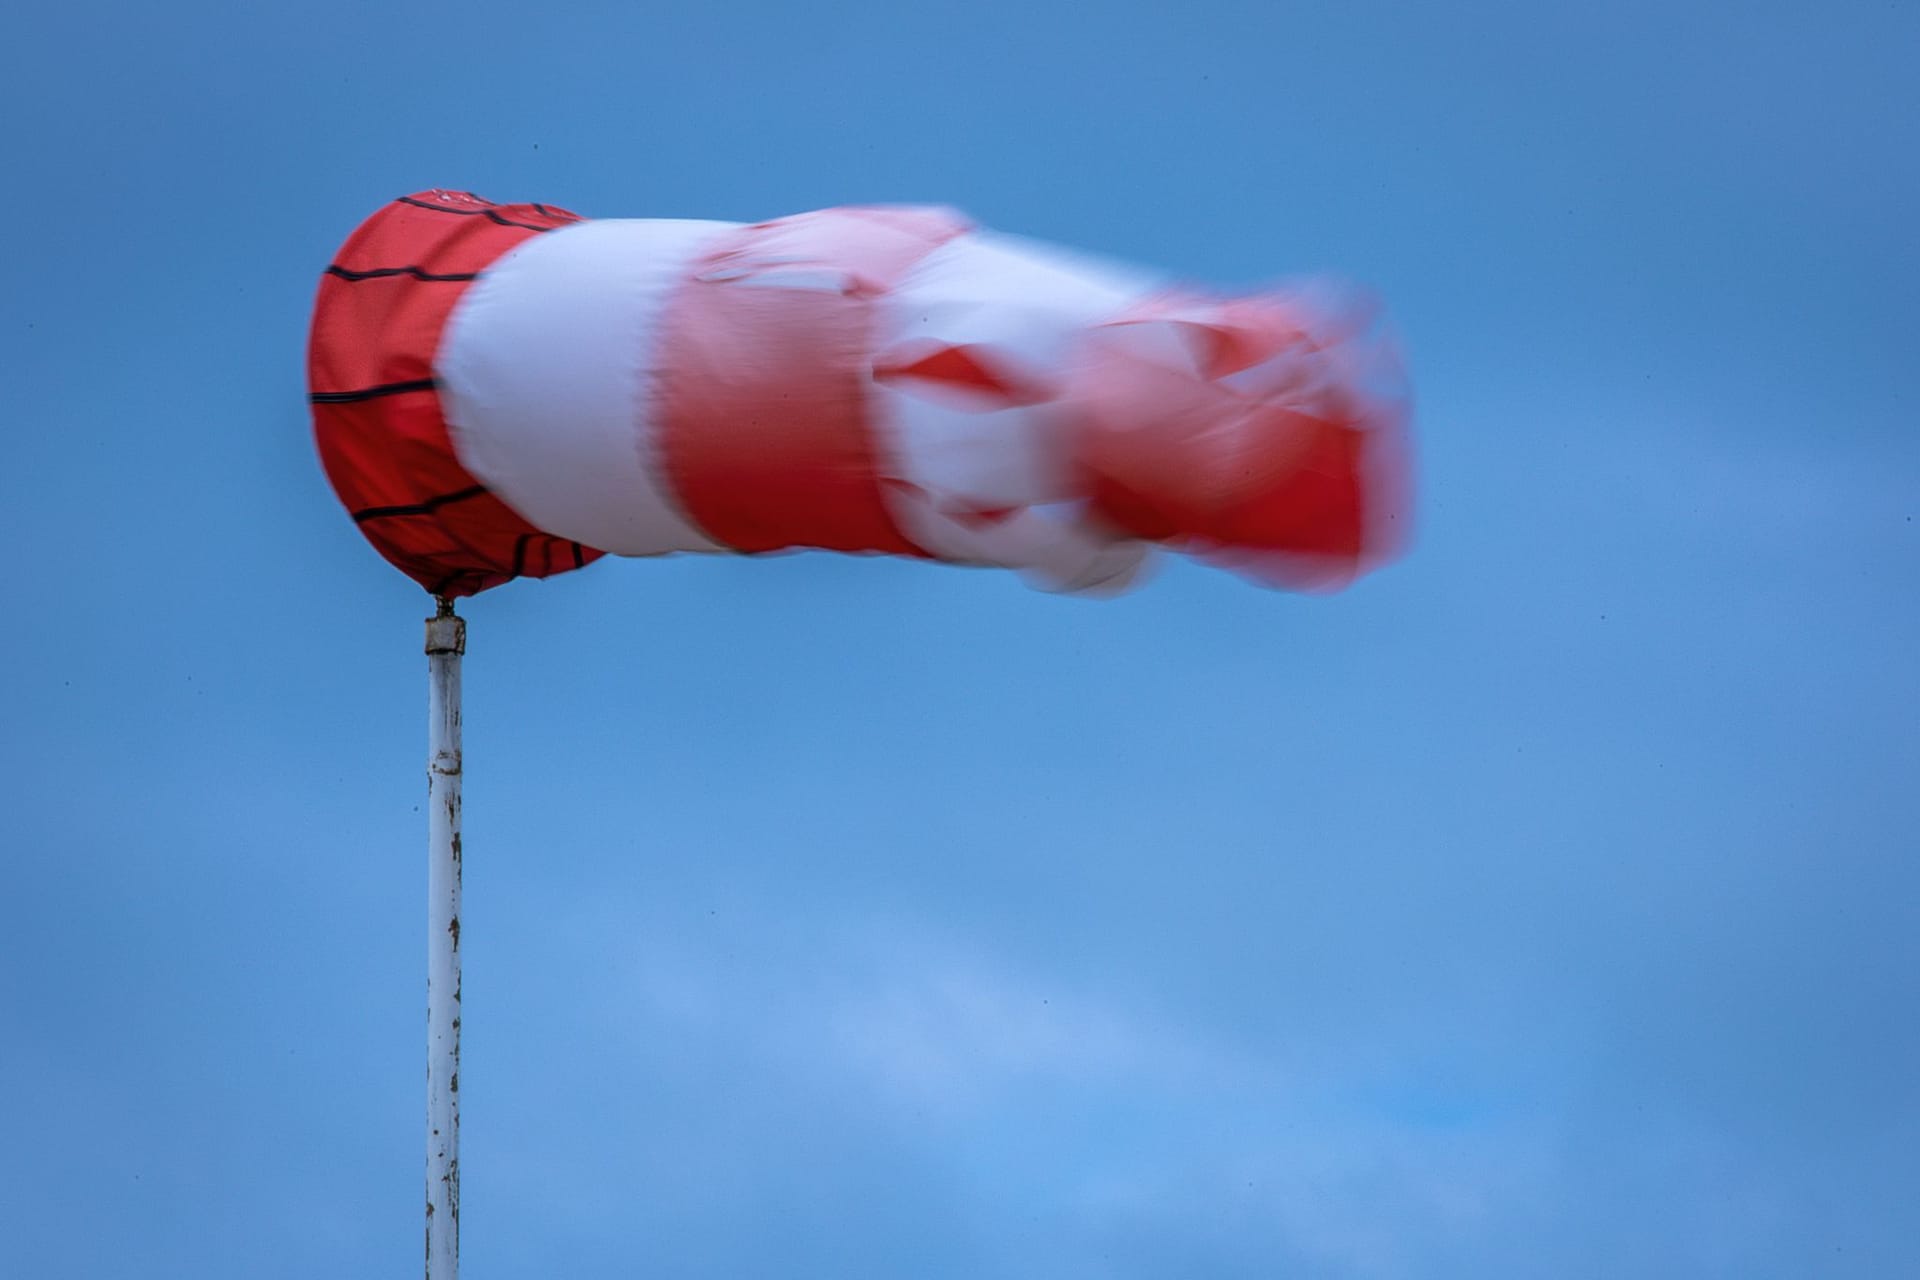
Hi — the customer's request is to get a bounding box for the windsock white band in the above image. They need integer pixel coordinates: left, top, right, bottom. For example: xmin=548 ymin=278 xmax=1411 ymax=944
xmin=437 ymin=217 xmax=737 ymax=555
xmin=872 ymin=231 xmax=1160 ymax=592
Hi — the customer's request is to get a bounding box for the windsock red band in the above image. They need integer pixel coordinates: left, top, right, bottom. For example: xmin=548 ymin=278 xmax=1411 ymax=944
xmin=653 ymin=207 xmax=969 ymax=556
xmin=308 ymin=190 xmax=603 ymax=596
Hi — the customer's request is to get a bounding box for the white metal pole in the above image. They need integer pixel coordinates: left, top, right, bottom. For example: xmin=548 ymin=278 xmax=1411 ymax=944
xmin=425 ymin=599 xmax=465 ymax=1280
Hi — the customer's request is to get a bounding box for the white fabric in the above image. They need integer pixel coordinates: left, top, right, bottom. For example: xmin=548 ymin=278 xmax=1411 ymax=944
xmin=884 ymin=231 xmax=1159 ymax=396
xmin=872 ymin=231 xmax=1160 ymax=593
xmin=437 ymin=218 xmax=736 ymax=556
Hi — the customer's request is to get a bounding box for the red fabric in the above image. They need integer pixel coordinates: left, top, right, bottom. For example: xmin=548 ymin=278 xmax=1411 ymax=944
xmin=1070 ymin=295 xmax=1408 ymax=591
xmin=870 ymin=340 xmax=1053 ymax=408
xmin=653 ymin=208 xmax=966 ymax=556
xmin=308 ymin=190 xmax=604 ymax=597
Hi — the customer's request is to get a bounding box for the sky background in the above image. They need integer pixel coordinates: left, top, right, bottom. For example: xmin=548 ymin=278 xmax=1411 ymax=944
xmin=2 ymin=2 xmax=1916 ymax=1276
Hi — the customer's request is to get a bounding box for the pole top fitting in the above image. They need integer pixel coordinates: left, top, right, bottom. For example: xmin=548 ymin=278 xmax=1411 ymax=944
xmin=425 ymin=612 xmax=466 ymax=656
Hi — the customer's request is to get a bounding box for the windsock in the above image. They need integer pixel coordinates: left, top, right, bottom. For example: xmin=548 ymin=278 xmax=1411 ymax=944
xmin=309 ymin=190 xmax=1409 ymax=598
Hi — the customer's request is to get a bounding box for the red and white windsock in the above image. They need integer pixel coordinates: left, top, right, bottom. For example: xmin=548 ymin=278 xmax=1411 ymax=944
xmin=309 ymin=190 xmax=1410 ymax=598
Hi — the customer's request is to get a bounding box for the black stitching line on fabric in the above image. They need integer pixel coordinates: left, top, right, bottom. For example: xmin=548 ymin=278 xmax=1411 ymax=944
xmin=397 ymin=195 xmax=563 ymax=234
xmin=351 ymin=485 xmax=488 ymax=524
xmin=310 ymin=378 xmax=439 ymax=404
xmin=326 ymin=264 xmax=479 ymax=283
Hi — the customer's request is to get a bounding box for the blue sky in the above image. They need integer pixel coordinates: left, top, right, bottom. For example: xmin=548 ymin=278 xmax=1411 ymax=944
xmin=2 ymin=2 xmax=1915 ymax=1276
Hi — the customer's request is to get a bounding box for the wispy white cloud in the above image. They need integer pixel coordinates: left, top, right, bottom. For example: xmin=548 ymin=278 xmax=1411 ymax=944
xmin=535 ymin=901 xmax=1589 ymax=1276
xmin=501 ymin=881 xmax=1914 ymax=1277
xmin=591 ymin=911 xmax=1263 ymax=1112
